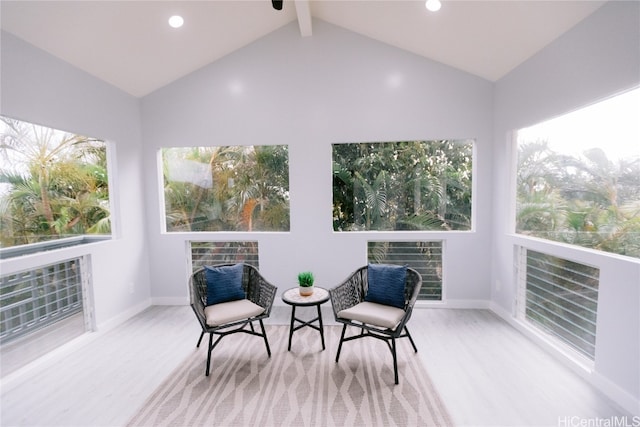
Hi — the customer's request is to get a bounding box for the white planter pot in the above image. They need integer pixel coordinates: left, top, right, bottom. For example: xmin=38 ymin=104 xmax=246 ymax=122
xmin=299 ymin=285 xmax=314 ymax=296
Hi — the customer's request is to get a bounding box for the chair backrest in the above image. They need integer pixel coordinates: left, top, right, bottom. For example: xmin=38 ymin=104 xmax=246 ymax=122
xmin=189 ymin=263 xmax=276 ymax=317
xmin=190 ymin=263 xmax=252 ymax=304
xmin=334 ymin=265 xmax=422 ymax=310
xmin=363 ymin=266 xmax=422 ymax=310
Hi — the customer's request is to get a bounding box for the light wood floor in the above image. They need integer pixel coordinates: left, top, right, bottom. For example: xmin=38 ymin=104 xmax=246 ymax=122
xmin=0 ymin=305 xmax=629 ymax=427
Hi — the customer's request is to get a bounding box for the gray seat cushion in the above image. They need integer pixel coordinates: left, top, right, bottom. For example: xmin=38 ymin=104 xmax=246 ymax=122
xmin=204 ymin=299 xmax=265 ymax=327
xmin=337 ymin=301 xmax=405 ymax=330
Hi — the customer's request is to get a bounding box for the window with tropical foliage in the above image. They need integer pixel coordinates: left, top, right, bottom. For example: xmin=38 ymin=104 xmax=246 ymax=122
xmin=516 ymin=88 xmax=640 ymax=258
xmin=162 ymin=146 xmax=289 ymax=232
xmin=0 ymin=116 xmax=111 ymax=250
xmin=333 ymin=140 xmax=473 ymax=232
xmin=517 ymin=248 xmax=599 ymax=360
xmin=368 ymin=241 xmax=443 ymax=300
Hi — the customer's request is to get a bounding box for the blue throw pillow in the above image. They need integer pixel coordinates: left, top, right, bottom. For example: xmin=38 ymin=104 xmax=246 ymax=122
xmin=204 ymin=263 xmax=246 ymax=306
xmin=365 ymin=264 xmax=407 ymax=309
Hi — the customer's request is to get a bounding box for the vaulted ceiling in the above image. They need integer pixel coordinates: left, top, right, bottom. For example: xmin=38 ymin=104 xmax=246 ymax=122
xmin=1 ymin=0 xmax=606 ymax=97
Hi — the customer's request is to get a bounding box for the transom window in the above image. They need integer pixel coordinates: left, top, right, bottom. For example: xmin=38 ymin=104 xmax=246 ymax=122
xmin=190 ymin=241 xmax=259 ymax=272
xmin=367 ymin=241 xmax=443 ymax=301
xmin=517 ymin=248 xmax=599 ymax=360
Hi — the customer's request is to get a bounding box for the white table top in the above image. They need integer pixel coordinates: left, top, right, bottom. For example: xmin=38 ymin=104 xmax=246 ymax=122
xmin=282 ymin=287 xmax=329 ymax=305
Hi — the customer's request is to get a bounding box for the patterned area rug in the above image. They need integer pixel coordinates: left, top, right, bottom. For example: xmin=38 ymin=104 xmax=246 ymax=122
xmin=127 ymin=325 xmax=453 ymax=427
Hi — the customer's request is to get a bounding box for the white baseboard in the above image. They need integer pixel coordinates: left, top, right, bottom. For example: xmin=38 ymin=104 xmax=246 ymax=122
xmin=489 ymin=301 xmax=640 ymax=416
xmin=591 ymin=372 xmax=640 ymax=417
xmin=415 ymin=299 xmax=491 ymax=309
xmin=95 ymin=299 xmax=152 ymax=332
xmin=150 ymin=296 xmax=189 ymax=306
xmin=274 ymin=298 xmax=492 ymax=310
xmin=490 ymin=301 xmax=594 ymax=374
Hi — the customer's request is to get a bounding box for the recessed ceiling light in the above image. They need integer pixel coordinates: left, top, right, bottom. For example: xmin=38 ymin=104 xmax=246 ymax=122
xmin=425 ymin=0 xmax=441 ymax=12
xmin=168 ymin=15 xmax=184 ymax=28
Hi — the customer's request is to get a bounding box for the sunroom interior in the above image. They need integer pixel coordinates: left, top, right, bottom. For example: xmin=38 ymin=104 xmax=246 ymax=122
xmin=1 ymin=1 xmax=639 ymax=426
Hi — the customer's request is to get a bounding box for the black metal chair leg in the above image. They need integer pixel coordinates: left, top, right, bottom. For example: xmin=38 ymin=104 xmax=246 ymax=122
xmin=259 ymin=319 xmax=271 ymax=357
xmin=206 ymin=333 xmax=214 ymax=376
xmin=317 ymin=305 xmax=326 ymax=351
xmin=196 ymin=331 xmax=205 ymax=348
xmin=205 ymin=333 xmax=227 ymax=376
xmin=391 ymin=337 xmax=399 ymax=385
xmin=287 ymin=306 xmax=296 ymax=351
xmin=405 ymin=326 xmax=418 ymax=353
xmin=336 ymin=324 xmax=347 ymax=362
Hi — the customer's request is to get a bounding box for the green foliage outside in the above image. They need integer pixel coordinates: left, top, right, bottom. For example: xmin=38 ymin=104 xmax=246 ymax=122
xmin=517 ymin=141 xmax=640 ymax=258
xmin=163 ymin=145 xmax=289 ymax=232
xmin=0 ymin=117 xmax=110 ymax=248
xmin=332 ymin=140 xmax=473 ymax=231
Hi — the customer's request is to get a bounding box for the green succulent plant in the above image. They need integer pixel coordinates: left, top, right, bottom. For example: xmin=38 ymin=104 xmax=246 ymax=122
xmin=297 ymin=271 xmax=314 ymax=287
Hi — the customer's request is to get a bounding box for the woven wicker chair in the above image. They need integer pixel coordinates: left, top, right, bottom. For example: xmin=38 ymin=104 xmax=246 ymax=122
xmin=329 ymin=265 xmax=422 ymax=384
xmin=189 ymin=263 xmax=277 ymax=376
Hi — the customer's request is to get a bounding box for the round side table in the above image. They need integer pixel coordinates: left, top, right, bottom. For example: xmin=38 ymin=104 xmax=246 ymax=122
xmin=281 ymin=287 xmax=330 ymax=351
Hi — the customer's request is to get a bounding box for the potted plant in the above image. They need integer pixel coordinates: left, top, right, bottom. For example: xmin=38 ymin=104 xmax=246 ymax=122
xmin=297 ymin=271 xmax=315 ymax=296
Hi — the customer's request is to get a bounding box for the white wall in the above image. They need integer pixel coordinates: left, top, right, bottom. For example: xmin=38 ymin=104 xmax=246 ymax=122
xmin=492 ymin=1 xmax=640 ymax=413
xmin=2 ymin=2 xmax=637 ymax=413
xmin=0 ymin=32 xmax=152 ymax=328
xmin=141 ymin=19 xmax=494 ymax=307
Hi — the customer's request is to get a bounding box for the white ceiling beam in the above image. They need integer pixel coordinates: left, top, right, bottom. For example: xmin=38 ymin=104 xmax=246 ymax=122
xmin=294 ymin=0 xmax=313 ymax=37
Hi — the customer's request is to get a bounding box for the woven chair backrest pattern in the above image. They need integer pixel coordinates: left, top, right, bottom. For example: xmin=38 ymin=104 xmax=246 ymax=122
xmin=189 ymin=263 xmax=276 ymax=314
xmin=331 ymin=265 xmax=422 ymax=313
xmin=357 ymin=265 xmax=422 ymax=310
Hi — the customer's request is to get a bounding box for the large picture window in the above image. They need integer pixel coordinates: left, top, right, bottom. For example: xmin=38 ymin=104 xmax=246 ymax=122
xmin=333 ymin=140 xmax=473 ymax=232
xmin=162 ymin=146 xmax=289 ymax=232
xmin=515 ymin=88 xmax=640 ymax=258
xmin=0 ymin=116 xmax=111 ymax=251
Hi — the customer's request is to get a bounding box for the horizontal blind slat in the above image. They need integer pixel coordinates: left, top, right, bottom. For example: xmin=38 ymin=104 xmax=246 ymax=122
xmin=367 ymin=240 xmax=443 ymax=301
xmin=522 ymin=249 xmax=599 ymax=360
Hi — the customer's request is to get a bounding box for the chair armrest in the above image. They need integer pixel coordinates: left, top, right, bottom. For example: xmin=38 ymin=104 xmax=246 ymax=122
xmin=404 ymin=268 xmax=422 ymax=310
xmin=245 ymin=265 xmax=277 ymax=316
xmin=395 ymin=267 xmax=422 ymax=330
xmin=329 ymin=266 xmax=367 ymax=318
xmin=189 ymin=268 xmax=208 ymax=329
